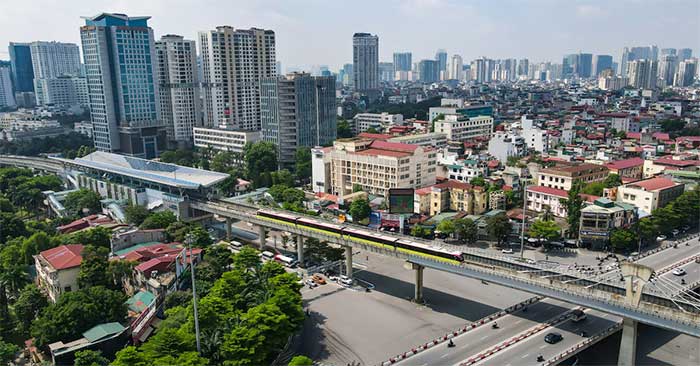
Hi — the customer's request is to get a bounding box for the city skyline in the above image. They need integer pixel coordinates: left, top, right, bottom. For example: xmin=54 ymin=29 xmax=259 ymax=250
xmin=1 ymin=0 xmax=698 ymax=71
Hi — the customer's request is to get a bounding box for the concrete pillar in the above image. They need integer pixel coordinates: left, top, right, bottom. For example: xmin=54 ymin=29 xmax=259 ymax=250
xmin=297 ymin=235 xmax=304 ymax=268
xmin=618 ymin=318 xmax=638 ymax=366
xmin=258 ymin=226 xmax=266 ymax=250
xmin=415 ymin=264 xmax=424 ymax=303
xmin=225 ymin=218 xmax=232 ymax=240
xmin=345 ymin=246 xmax=353 ymax=277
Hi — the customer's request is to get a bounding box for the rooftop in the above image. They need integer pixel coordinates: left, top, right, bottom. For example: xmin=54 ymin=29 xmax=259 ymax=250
xmin=605 ymin=157 xmax=645 ymax=170
xmin=625 ymin=177 xmax=680 ymax=191
xmin=40 ymin=244 xmax=84 ymax=270
xmin=53 ymin=151 xmax=229 ymax=189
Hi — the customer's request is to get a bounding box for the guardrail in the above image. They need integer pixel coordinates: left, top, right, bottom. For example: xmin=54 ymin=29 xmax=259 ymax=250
xmin=632 ymin=233 xmax=700 ymax=262
xmin=380 ymin=296 xmax=544 ymax=366
xmin=542 ymin=322 xmax=623 ymax=366
xmin=656 ymin=254 xmax=700 ymax=277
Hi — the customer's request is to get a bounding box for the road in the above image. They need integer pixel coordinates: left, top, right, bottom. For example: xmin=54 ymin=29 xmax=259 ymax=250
xmin=472 ymin=309 xmax=620 ymax=366
xmin=638 ymin=238 xmax=700 ymax=269
xmin=396 ymin=298 xmax=575 ymax=366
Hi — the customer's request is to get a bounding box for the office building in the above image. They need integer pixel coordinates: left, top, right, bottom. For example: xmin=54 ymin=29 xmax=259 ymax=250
xmin=435 ymin=49 xmax=447 ymax=79
xmin=199 ymin=26 xmax=276 ymax=130
xmin=579 ymin=198 xmax=637 ymax=250
xmin=518 ymin=59 xmax=529 ymax=77
xmin=353 ymin=112 xmax=403 ymax=133
xmin=660 ymin=48 xmax=676 ymax=56
xmin=418 ymin=59 xmax=439 ymax=83
xmin=260 ymin=73 xmax=336 ymax=169
xmin=673 ymin=59 xmax=697 ymax=87
xmin=8 ymin=42 xmax=34 ymax=93
xmin=0 ymin=61 xmax=16 ymax=108
xmin=352 ymin=33 xmax=379 ymax=91
xmin=620 ymin=45 xmax=658 ymax=76
xmin=155 ymin=35 xmax=200 ymax=146
xmin=562 ymin=54 xmax=578 ymax=77
xmin=616 ymin=177 xmax=684 ymax=214
xmin=434 ymin=115 xmax=493 ymax=143
xmin=678 ymin=48 xmax=693 ymax=61
xmin=34 ymin=76 xmax=88 ymax=107
xmin=448 ymin=55 xmax=463 ymax=80
xmin=627 ymin=59 xmax=658 ymax=89
xmin=193 ymin=127 xmax=260 ymax=153
xmin=593 ymin=55 xmax=613 ymax=77
xmin=312 ymin=139 xmax=437 ymax=197
xmin=379 ymin=62 xmax=394 ymax=82
xmin=578 ymin=53 xmax=593 ymax=78
xmin=538 ymin=163 xmax=608 ymax=191
xmin=388 ymin=132 xmax=447 ymax=148
xmin=80 ymin=13 xmax=166 ymax=158
xmin=393 ymin=52 xmax=412 ymax=73
xmin=658 ymin=55 xmax=678 ymax=86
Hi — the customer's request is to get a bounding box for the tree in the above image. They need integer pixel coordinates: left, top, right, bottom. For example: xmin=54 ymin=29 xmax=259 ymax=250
xmin=271 ymin=169 xmax=295 ymax=187
xmin=63 ymin=226 xmax=112 ymax=248
xmin=411 ymin=225 xmax=432 ymax=238
xmin=125 ymin=205 xmax=150 ymax=226
xmin=13 ymin=284 xmax=48 ymax=334
xmin=289 ymin=355 xmax=313 ymax=366
xmin=0 ymin=339 xmax=19 ymax=365
xmin=295 ymin=148 xmax=312 ymax=182
xmin=506 ymin=155 xmax=521 ymax=167
xmin=0 ymin=212 xmax=26 ymax=244
xmin=604 ymin=174 xmax=622 ymax=188
xmin=561 ymin=181 xmax=584 ymax=238
xmin=78 ymin=245 xmax=110 ymax=289
xmin=455 ymin=218 xmax=478 ymax=244
xmin=211 ymin=151 xmax=239 ymax=173
xmin=187 ymin=226 xmax=213 ymax=248
xmin=486 ymin=213 xmax=512 ymax=246
xmin=160 ymin=149 xmax=195 ymax=167
xmin=582 ymin=182 xmax=605 ymax=196
xmin=349 ymin=198 xmax=371 ymax=222
xmin=660 ymin=119 xmax=685 ymax=133
xmin=304 ymin=238 xmax=344 ymax=264
xmin=64 ymin=189 xmax=102 ymax=216
xmin=244 ymin=141 xmax=278 ymax=188
xmin=470 ymin=176 xmax=487 ymax=187
xmin=528 ymin=220 xmax=561 ymax=241
xmin=74 ymin=349 xmax=110 ymax=366
xmin=436 ymin=219 xmax=456 ymax=237
xmin=365 ymin=127 xmax=379 ymax=134
xmin=107 ymin=260 xmax=136 ymax=291
xmin=352 ymin=183 xmax=363 ymax=193
xmin=337 ymin=118 xmax=353 ymax=138
xmin=610 ymin=229 xmax=638 ymax=252
xmin=140 ymin=211 xmax=177 ymax=229
xmin=540 ymin=205 xmax=554 ymax=222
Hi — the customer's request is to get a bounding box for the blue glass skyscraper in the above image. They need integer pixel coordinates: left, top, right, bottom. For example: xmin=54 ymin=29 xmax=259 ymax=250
xmin=8 ymin=43 xmax=34 ymax=93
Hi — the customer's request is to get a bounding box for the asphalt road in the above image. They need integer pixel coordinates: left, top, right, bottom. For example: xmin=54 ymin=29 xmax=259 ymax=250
xmin=472 ymin=309 xmax=620 ymax=366
xmin=396 ymin=298 xmax=575 ymax=366
xmin=637 ymin=237 xmax=700 ymax=269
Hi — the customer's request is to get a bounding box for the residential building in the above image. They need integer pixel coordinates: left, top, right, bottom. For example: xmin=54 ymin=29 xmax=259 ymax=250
xmin=678 ymin=48 xmax=693 ymax=60
xmin=0 ymin=61 xmax=16 ymax=108
xmin=260 ymin=72 xmax=336 ymax=168
xmin=418 ymin=60 xmax=439 ymax=83
xmin=598 ymin=75 xmax=628 ymax=91
xmin=579 ymin=198 xmax=637 ymax=250
xmin=34 ymin=244 xmax=84 ymax=303
xmin=312 ymin=139 xmax=437 ymax=197
xmin=616 ymin=177 xmax=684 ymax=214
xmin=473 ymin=57 xmax=494 ymax=83
xmin=487 ymin=131 xmax=525 ymax=162
xmin=518 ymin=59 xmax=529 ymax=77
xmin=673 ymin=59 xmax=697 ymax=87
xmin=604 ymin=157 xmax=644 ymax=179
xmin=526 ymin=185 xmax=599 ymax=218
xmin=521 ymin=126 xmax=549 ymax=153
xmin=49 ymin=323 xmax=130 ymax=366
xmin=627 ymin=59 xmax=658 ymax=89
xmin=80 ymin=13 xmax=167 ymax=158
xmin=428 ymin=104 xmax=493 ymax=122
xmin=30 ymin=41 xmax=83 ymax=106
xmin=8 ymin=42 xmax=34 ymax=93
xmin=434 ymin=115 xmax=493 ymax=142
xmin=34 ymin=76 xmax=88 ymax=107
xmin=353 ymin=112 xmax=403 ymax=133
xmin=393 ymin=52 xmax=412 ymax=75
xmin=658 ymin=54 xmax=678 ymax=86
xmin=353 ymin=33 xmax=379 ymax=92
xmin=155 ymin=35 xmax=200 ymax=146
xmin=388 ymin=132 xmax=447 ymax=148
xmin=198 ymin=26 xmax=276 ymax=130
xmin=448 ymin=55 xmax=463 ymax=80
xmin=593 ymin=55 xmax=613 ymax=76
xmin=442 ymin=158 xmax=489 ymax=182
xmin=562 ymin=53 xmax=578 ymax=77
xmin=379 ymin=62 xmax=394 ymax=82
xmin=578 ymin=53 xmax=593 ymax=78
xmin=538 ymin=163 xmax=609 ymax=191
xmin=435 ymin=49 xmax=448 ymax=79
xmin=193 ymin=127 xmax=260 ymax=153
xmin=416 ymin=180 xmax=487 ymax=216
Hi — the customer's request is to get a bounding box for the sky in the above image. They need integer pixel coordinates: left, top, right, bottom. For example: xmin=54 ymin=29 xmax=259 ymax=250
xmin=1 ymin=0 xmax=698 ymax=71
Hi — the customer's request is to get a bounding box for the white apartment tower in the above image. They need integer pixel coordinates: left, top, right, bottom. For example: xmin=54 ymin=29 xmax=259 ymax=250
xmin=449 ymin=55 xmax=463 ymax=80
xmin=674 ymin=59 xmax=697 ymax=87
xmin=155 ymin=35 xmax=201 ymax=146
xmin=198 ymin=26 xmax=276 ymax=130
xmin=30 ymin=41 xmax=84 ymax=107
xmin=352 ymin=33 xmax=379 ymax=91
xmin=627 ymin=59 xmax=658 ymax=89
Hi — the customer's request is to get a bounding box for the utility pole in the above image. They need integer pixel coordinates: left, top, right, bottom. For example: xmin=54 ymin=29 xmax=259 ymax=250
xmin=186 ymin=234 xmax=201 ymax=354
xmin=520 ymin=186 xmax=527 ymax=259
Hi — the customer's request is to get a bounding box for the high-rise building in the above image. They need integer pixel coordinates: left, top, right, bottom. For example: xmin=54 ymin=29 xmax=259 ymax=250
xmin=448 ymin=54 xmax=463 ymax=80
xmin=8 ymin=43 xmax=34 ymax=93
xmin=29 ymin=41 xmax=83 ymax=107
xmin=352 ymin=33 xmax=379 ymax=91
xmin=260 ymin=72 xmax=336 ymax=169
xmin=562 ymin=54 xmax=578 ymax=77
xmin=593 ymin=55 xmax=613 ymax=77
xmin=578 ymin=53 xmax=593 ymax=78
xmin=473 ymin=57 xmax=494 ymax=83
xmin=678 ymin=48 xmax=693 ymax=61
xmin=673 ymin=59 xmax=697 ymax=87
xmin=393 ymin=52 xmax=412 ymax=72
xmin=199 ymin=26 xmax=276 ymax=130
xmin=517 ymin=59 xmax=529 ymax=77
xmin=0 ymin=61 xmax=16 ymax=108
xmin=341 ymin=63 xmax=354 ymax=86
xmin=621 ymin=45 xmax=659 ymax=75
xmin=435 ymin=49 xmax=447 ymax=79
xmin=658 ymin=55 xmax=678 ymax=86
xmin=627 ymin=59 xmax=658 ymax=89
xmin=155 ymin=35 xmax=200 ymax=147
xmin=418 ymin=60 xmax=439 ymax=83
xmin=661 ymin=48 xmax=677 ymax=57
xmin=379 ymin=62 xmax=394 ymax=82
xmin=80 ymin=13 xmax=166 ymax=158
xmin=275 ymin=61 xmax=282 ymax=75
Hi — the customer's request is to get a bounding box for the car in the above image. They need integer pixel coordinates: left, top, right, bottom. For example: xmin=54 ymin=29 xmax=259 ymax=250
xmin=672 ymin=268 xmax=686 ymax=276
xmin=672 ymin=229 xmax=680 ymax=237
xmin=682 ymin=226 xmax=690 ymax=232
xmin=571 ymin=309 xmax=587 ymax=322
xmin=311 ymin=274 xmax=327 ymax=285
xmin=544 ymin=332 xmax=563 ymax=344
xmin=629 ymin=251 xmax=639 ymax=257
xmin=501 ymin=248 xmax=514 ymax=254
xmin=305 ymin=279 xmax=317 ymax=288
xmin=229 ymin=240 xmax=243 ymax=249
xmin=656 ymin=235 xmax=667 ymax=242
xmin=525 ymin=259 xmax=537 ymax=265
xmin=339 ymin=275 xmax=353 ymax=286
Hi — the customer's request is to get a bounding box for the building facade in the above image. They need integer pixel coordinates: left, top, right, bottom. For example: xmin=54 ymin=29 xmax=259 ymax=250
xmin=353 ymin=112 xmax=403 ymax=133
xmin=8 ymin=42 xmax=34 ymax=93
xmin=260 ymin=72 xmax=336 ymax=169
xmin=434 ymin=115 xmax=493 ymax=142
xmin=352 ymin=33 xmax=379 ymax=91
xmin=627 ymin=59 xmax=658 ymax=89
xmin=192 ymin=127 xmax=260 ymax=153
xmin=155 ymin=35 xmax=200 ymax=146
xmin=80 ymin=13 xmax=166 ymax=158
xmin=198 ymin=26 xmax=276 ymax=130
xmin=34 ymin=76 xmax=88 ymax=107
xmin=393 ymin=52 xmax=412 ymax=74
xmin=34 ymin=244 xmax=84 ymax=303
xmin=538 ymin=163 xmax=609 ymax=191
xmin=0 ymin=61 xmax=16 ymax=108
xmin=616 ymin=177 xmax=684 ymax=214
xmin=579 ymin=198 xmax=637 ymax=250
xmin=418 ymin=60 xmax=439 ymax=83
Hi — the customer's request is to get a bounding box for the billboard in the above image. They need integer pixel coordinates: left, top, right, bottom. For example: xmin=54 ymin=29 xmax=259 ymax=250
xmin=389 ymin=188 xmax=414 ymax=214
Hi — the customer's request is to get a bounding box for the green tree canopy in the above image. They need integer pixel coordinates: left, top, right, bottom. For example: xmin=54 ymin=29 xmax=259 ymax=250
xmin=561 ymin=181 xmax=584 ymax=238
xmin=289 ymin=355 xmax=313 ymax=366
xmin=77 ymin=245 xmax=110 ymax=289
xmin=0 ymin=339 xmax=19 ymax=365
xmin=349 ymin=198 xmax=371 ymax=222
xmin=13 ymin=284 xmax=48 ymax=335
xmin=64 ymin=189 xmax=102 ymax=216
xmin=528 ymin=220 xmax=561 ymax=241
xmin=582 ymin=182 xmax=605 ymax=196
xmin=74 ymin=349 xmax=110 ymax=366
xmin=610 ymin=229 xmax=638 ymax=252
xmin=486 ymin=213 xmax=512 ymax=245
xmin=140 ymin=211 xmax=178 ymax=230
xmin=295 ymin=148 xmax=312 ymax=182
xmin=337 ymin=118 xmax=353 ymax=138
xmin=244 ymin=141 xmax=278 ymax=188
xmin=304 ymin=238 xmax=344 ymax=264
xmin=124 ymin=205 xmax=150 ymax=226
xmin=455 ymin=218 xmax=478 ymax=244
xmin=604 ymin=174 xmax=622 ymax=188
xmin=436 ymin=219 xmax=456 ymax=236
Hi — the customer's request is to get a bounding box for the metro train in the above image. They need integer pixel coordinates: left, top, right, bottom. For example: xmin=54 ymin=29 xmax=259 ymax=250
xmin=256 ymin=209 xmax=464 ymax=264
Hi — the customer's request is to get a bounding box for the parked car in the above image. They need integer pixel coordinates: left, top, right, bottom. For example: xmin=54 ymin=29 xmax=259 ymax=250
xmin=656 ymin=235 xmax=667 ymax=242
xmin=339 ymin=275 xmax=353 ymax=286
xmin=672 ymin=229 xmax=680 ymax=237
xmin=305 ymin=279 xmax=317 ymax=288
xmin=544 ymin=332 xmax=563 ymax=344
xmin=312 ymin=274 xmax=327 ymax=285
xmin=229 ymin=240 xmax=243 ymax=249
xmin=501 ymin=248 xmax=514 ymax=254
xmin=672 ymin=268 xmax=686 ymax=276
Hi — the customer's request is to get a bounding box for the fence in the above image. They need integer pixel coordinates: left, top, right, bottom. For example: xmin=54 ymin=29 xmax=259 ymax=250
xmin=542 ymin=322 xmax=623 ymax=366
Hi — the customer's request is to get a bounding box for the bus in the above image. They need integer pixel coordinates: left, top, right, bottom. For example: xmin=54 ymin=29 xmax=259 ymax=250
xmin=274 ymin=254 xmax=298 ymax=268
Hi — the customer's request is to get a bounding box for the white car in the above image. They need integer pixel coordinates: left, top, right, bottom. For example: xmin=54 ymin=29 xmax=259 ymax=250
xmin=501 ymin=248 xmax=514 ymax=254
xmin=339 ymin=275 xmax=353 ymax=286
xmin=656 ymin=235 xmax=667 ymax=242
xmin=672 ymin=268 xmax=686 ymax=276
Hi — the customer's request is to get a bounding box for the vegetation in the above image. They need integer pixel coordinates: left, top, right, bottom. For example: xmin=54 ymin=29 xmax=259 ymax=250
xmin=0 ymin=339 xmax=19 ymax=365
xmin=289 ymin=355 xmax=314 ymax=365
xmin=528 ymin=220 xmax=561 ymax=241
xmin=637 ymin=187 xmax=700 ymax=243
xmin=581 ymin=182 xmax=606 ymax=196
xmin=124 ymin=204 xmax=150 ymax=226
xmin=63 ymin=189 xmax=102 ymax=216
xmin=411 ymin=225 xmax=432 ymax=238
xmin=337 ymin=118 xmax=353 ymax=138
xmin=610 ymin=229 xmax=638 ymax=252
xmin=304 ymin=238 xmax=345 ymax=264
xmin=73 ymin=349 xmax=110 ymax=366
xmin=603 ymin=174 xmax=622 ymax=188
xmin=0 ymin=167 xmax=63 ymax=211
xmin=367 ymin=96 xmax=441 ymax=120
xmin=244 ymin=141 xmax=279 ymax=188
xmin=140 ymin=211 xmax=178 ymax=230
xmin=349 ymin=198 xmax=371 ymax=222
xmin=0 ymin=132 xmax=94 ymax=157
xmin=486 ymin=213 xmax=512 ymax=246
xmin=295 ymin=148 xmax=312 ymax=182
xmin=160 ymin=149 xmax=197 ymax=167
xmin=561 ymin=181 xmax=584 ymax=238
xmin=455 ymin=218 xmax=478 ymax=244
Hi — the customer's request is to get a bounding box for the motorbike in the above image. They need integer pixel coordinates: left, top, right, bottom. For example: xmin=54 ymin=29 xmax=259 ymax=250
xmin=492 ymin=323 xmax=499 ymax=329
xmin=447 ymin=339 xmax=455 ymax=348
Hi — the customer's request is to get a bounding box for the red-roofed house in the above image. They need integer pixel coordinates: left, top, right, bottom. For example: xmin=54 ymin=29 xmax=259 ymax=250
xmin=604 ymin=157 xmax=644 ymax=179
xmin=644 ymin=157 xmax=700 ymax=178
xmin=526 ymin=185 xmax=599 ymax=218
xmin=616 ymin=177 xmax=684 ymax=213
xmin=34 ymin=245 xmax=84 ymax=302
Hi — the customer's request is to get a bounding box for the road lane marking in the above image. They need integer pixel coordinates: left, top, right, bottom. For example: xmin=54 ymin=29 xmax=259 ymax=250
xmin=480 ymin=335 xmax=489 ymax=340
xmin=539 ymin=344 xmax=547 ymax=349
xmin=514 ymin=319 xmax=523 ymax=324
xmin=441 ymin=353 xmax=449 ymax=359
xmin=522 ymin=353 xmax=530 ymax=359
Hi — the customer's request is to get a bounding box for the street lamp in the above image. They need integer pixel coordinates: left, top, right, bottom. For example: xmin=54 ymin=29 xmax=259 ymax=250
xmin=185 ymin=233 xmax=201 ymax=354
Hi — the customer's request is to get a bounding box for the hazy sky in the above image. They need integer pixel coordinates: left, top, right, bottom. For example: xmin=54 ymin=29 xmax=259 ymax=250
xmin=1 ymin=0 xmax=698 ymax=71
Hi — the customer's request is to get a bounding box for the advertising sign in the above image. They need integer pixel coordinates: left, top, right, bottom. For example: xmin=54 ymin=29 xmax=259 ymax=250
xmin=389 ymin=188 xmax=414 ymax=214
